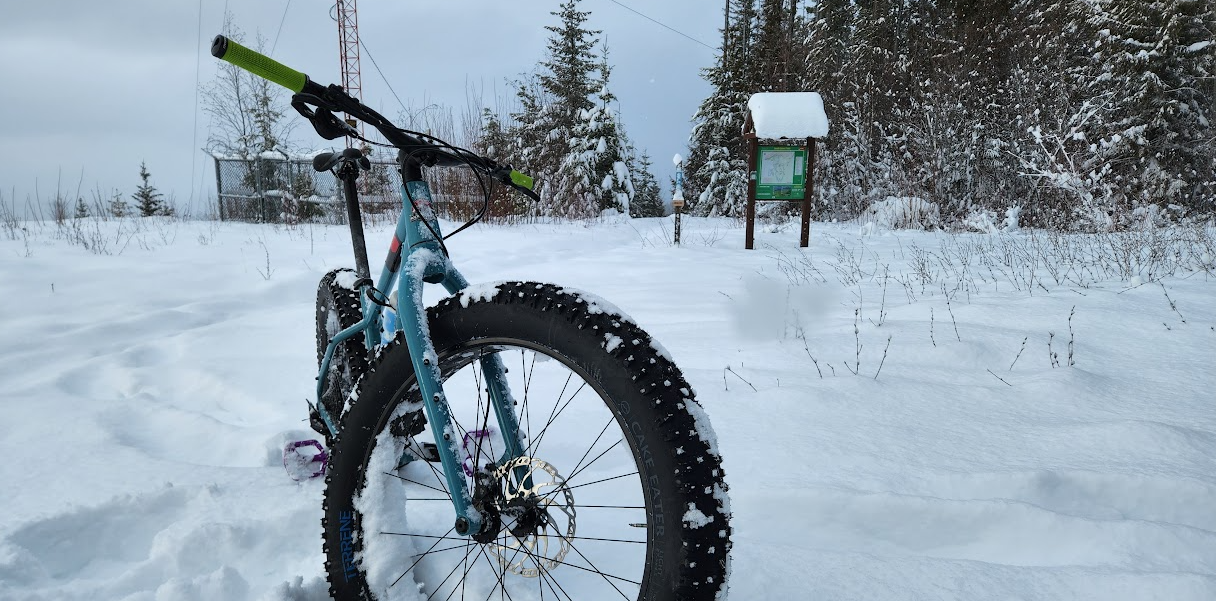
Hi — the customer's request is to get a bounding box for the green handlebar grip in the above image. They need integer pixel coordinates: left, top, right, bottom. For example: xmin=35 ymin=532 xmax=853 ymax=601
xmin=211 ymin=35 xmax=307 ymax=93
xmin=509 ymin=170 xmax=535 ymax=190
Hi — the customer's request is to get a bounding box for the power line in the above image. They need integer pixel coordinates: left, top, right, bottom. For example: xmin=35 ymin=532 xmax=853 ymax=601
xmin=601 ymin=0 xmax=715 ymax=51
xmin=271 ymin=0 xmax=293 ymax=55
xmin=358 ymin=37 xmax=409 ymax=116
xmin=190 ymin=0 xmax=203 ymax=205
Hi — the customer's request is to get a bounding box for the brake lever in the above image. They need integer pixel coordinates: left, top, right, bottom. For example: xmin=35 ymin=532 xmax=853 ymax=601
xmin=515 ymin=183 xmax=541 ymax=202
xmin=492 ymin=167 xmax=540 ymax=202
xmin=291 ymin=94 xmax=359 ymax=141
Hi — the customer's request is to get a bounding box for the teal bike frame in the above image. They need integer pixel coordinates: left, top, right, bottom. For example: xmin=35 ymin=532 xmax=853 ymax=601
xmin=315 ymin=174 xmax=524 ymax=537
xmin=207 ymin=32 xmax=535 ymax=538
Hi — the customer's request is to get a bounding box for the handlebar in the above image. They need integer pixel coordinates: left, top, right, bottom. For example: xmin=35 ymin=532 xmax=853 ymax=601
xmin=211 ymin=35 xmax=318 ymax=95
xmin=209 ymin=34 xmax=538 ymax=200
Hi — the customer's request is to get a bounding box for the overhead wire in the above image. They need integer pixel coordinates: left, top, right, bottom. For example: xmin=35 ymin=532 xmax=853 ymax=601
xmin=357 ymin=37 xmax=409 ymax=117
xmin=190 ymin=0 xmax=204 ymax=205
xmin=600 ymin=0 xmax=715 ymax=51
xmin=271 ymin=0 xmax=294 ymax=55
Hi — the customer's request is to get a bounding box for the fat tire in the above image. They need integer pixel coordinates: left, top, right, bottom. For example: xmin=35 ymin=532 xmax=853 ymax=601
xmin=322 ymin=281 xmax=731 ymax=601
xmin=315 ymin=268 xmax=369 ymax=439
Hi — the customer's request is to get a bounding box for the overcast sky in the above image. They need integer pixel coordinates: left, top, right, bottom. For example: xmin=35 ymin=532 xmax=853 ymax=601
xmin=0 ymin=1 xmax=724 ymax=213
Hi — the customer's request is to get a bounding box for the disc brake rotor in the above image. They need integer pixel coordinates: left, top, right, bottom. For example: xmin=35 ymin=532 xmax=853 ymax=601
xmin=486 ymin=457 xmax=576 ymax=577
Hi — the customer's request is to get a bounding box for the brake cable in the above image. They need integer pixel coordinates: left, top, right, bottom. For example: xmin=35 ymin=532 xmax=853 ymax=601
xmin=298 ymin=88 xmax=526 ymax=253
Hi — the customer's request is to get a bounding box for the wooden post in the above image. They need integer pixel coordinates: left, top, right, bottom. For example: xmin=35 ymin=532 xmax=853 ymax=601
xmin=674 ymin=204 xmax=682 ymax=245
xmin=745 ymin=136 xmax=758 ymax=250
xmin=214 ymin=157 xmax=225 ymax=222
xmin=800 ymin=137 xmax=815 ymax=248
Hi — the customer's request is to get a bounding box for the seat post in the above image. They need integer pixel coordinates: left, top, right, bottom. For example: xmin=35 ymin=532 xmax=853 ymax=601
xmin=337 ymin=159 xmax=372 ymax=281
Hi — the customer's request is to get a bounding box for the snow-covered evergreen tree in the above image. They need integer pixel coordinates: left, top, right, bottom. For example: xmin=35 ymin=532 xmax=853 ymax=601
xmin=552 ymin=109 xmax=602 ymax=219
xmin=478 ymin=108 xmax=510 ymax=164
xmin=783 ymin=0 xmax=1216 ymax=227
xmin=586 ymin=52 xmax=633 ymax=214
xmin=1090 ymin=0 xmax=1215 ymax=218
xmin=501 ymin=0 xmax=639 ymax=220
xmin=508 ymin=76 xmax=546 ymax=175
xmin=630 ymin=150 xmax=665 ymax=218
xmin=535 ymin=0 xmax=602 ymax=215
xmin=685 ymin=0 xmax=758 ymax=218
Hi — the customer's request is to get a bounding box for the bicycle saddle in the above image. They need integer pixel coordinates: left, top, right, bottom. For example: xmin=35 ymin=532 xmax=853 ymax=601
xmin=313 ymin=148 xmax=371 ymax=173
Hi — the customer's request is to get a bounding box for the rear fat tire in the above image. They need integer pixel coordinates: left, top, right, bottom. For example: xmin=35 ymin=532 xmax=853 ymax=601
xmin=322 ymin=282 xmax=731 ymax=600
xmin=315 ymin=268 xmax=369 ymax=439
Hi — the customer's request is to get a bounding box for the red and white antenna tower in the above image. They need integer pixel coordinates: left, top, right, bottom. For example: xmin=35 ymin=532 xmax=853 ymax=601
xmin=334 ymin=0 xmax=364 ymax=146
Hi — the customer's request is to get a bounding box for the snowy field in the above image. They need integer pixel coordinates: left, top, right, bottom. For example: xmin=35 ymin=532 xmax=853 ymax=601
xmin=1 ymin=215 xmax=1214 ymax=600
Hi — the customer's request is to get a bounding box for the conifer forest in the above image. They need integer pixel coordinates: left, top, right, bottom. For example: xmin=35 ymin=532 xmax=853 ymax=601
xmin=490 ymin=0 xmax=1214 ymax=231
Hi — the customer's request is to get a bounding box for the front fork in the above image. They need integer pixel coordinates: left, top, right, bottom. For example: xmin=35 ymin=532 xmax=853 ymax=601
xmin=316 ymin=173 xmax=525 ymax=538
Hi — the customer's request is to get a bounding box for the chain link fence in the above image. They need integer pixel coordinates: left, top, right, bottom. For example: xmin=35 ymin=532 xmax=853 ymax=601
xmin=213 ymin=154 xmax=402 ymax=224
xmin=213 ymin=154 xmax=536 ymax=225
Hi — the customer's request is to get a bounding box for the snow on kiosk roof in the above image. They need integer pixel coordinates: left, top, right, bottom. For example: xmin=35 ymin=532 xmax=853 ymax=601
xmin=744 ymin=92 xmax=829 ymax=140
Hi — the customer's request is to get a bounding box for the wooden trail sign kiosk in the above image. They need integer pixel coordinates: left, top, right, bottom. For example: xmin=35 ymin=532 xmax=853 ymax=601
xmin=742 ymin=92 xmax=830 ymax=249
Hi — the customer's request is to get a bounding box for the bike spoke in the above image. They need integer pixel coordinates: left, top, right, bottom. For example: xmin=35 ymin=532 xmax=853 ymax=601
xmin=476 ymin=545 xmax=511 ymax=601
xmin=564 ymin=537 xmax=637 ymax=598
xmin=521 ymin=542 xmax=640 ymax=589
xmin=384 ymin=471 xmax=448 ymax=496
xmin=516 ymin=544 xmax=574 ymax=601
xmin=574 ymin=504 xmax=644 ymax=509
xmin=422 ymin=542 xmax=481 ymax=601
xmin=553 ymin=416 xmax=614 ymax=487
xmin=469 ymin=358 xmax=494 ymax=476
xmin=389 ymin=525 xmax=458 ymax=589
xmin=526 ymin=373 xmax=581 ymax=456
xmin=552 ymin=535 xmax=644 ymax=544
xmin=426 ymin=540 xmax=478 ymax=601
xmin=361 ymin=344 xmax=650 ymax=601
xmin=417 ymin=454 xmax=453 ymax=497
xmin=381 ymin=531 xmax=466 ymax=542
xmin=520 ymin=351 xmax=535 ymax=461
xmin=567 ymin=471 xmax=639 ymax=491
xmin=414 ymin=542 xmax=479 ymax=558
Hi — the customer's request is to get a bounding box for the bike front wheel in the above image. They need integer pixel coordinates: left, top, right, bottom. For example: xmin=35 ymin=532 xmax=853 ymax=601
xmin=322 ymin=282 xmax=731 ymax=601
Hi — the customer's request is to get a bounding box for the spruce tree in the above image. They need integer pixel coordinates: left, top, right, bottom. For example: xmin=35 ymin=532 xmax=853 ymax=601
xmin=508 ymin=76 xmax=546 ymax=176
xmin=587 ymin=51 xmax=633 ymax=214
xmin=685 ymin=0 xmax=758 ymax=217
xmin=133 ymin=161 xmax=166 ymax=217
xmin=630 ymin=150 xmax=665 ymax=218
xmin=74 ymin=197 xmax=89 ymax=219
xmin=535 ymin=0 xmax=602 ymax=207
xmin=1004 ymin=0 xmax=1101 ymax=228
xmin=523 ymin=0 xmax=636 ymax=219
xmin=755 ymin=0 xmax=798 ymax=92
xmin=109 ymin=191 xmax=130 ymax=218
xmin=1093 ymin=0 xmax=1215 ymax=218
xmin=540 ymin=0 xmax=600 ymax=119
xmin=479 ymin=108 xmax=510 ymax=163
xmin=804 ymin=0 xmax=858 ymax=217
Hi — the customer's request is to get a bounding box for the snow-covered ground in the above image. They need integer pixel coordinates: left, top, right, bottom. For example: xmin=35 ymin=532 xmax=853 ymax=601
xmin=1 ymin=215 xmax=1214 ymax=600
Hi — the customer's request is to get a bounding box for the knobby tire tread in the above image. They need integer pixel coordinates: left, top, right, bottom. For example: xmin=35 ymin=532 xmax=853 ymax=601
xmin=321 ymin=282 xmax=731 ymax=601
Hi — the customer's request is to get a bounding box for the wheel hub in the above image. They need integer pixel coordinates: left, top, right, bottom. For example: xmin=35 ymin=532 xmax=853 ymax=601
xmin=479 ymin=457 xmax=576 ymax=578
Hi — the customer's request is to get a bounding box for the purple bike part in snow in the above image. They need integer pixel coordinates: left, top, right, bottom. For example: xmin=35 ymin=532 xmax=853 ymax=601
xmin=283 ymin=439 xmax=329 ymax=480
xmin=461 ymin=429 xmax=492 ymax=477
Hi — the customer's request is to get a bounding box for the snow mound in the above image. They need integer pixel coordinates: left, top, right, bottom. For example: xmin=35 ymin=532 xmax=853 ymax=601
xmin=862 ymin=196 xmax=940 ymax=230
